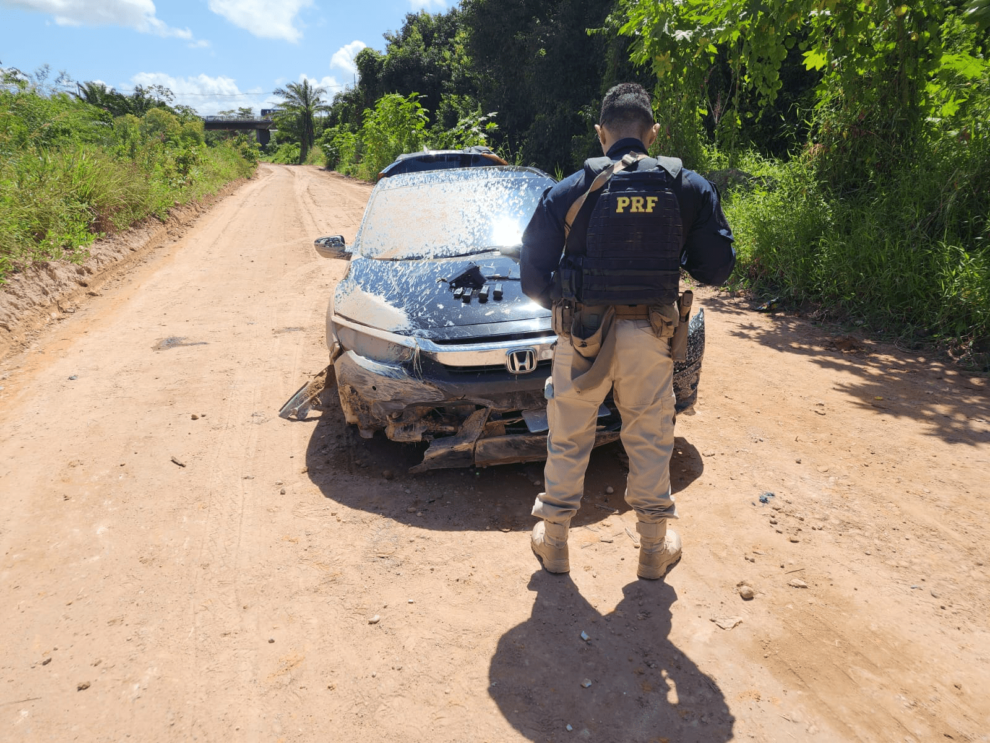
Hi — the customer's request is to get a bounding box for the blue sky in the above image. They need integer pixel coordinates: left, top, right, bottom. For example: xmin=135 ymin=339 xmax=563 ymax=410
xmin=0 ymin=0 xmax=448 ymax=114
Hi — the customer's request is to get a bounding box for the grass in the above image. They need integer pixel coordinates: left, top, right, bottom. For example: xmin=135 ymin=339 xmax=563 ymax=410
xmin=0 ymin=142 xmax=253 ymax=281
xmin=722 ymin=140 xmax=990 ymax=370
xmin=263 ymin=142 xmax=301 ymax=164
xmin=0 ymin=85 xmax=256 ymax=283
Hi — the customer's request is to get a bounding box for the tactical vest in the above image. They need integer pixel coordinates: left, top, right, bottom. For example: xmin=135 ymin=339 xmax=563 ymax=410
xmin=556 ymin=155 xmax=684 ymax=307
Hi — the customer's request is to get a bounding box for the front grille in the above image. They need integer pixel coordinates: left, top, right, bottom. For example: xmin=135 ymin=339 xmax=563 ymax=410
xmin=429 ymin=330 xmax=555 ymax=346
xmin=445 ymin=359 xmax=552 ymax=375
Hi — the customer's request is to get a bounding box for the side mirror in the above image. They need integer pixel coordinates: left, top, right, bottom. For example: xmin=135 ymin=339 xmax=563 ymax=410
xmin=314 ymin=235 xmax=350 ymax=260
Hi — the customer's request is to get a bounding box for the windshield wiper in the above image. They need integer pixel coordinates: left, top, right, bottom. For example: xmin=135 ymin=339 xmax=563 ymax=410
xmin=374 ymin=246 xmax=519 ymax=262
xmin=443 ymin=246 xmax=503 ymax=259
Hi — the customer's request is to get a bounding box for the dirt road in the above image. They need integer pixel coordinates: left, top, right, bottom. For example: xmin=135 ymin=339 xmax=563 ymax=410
xmin=1 ymin=163 xmax=988 ymax=742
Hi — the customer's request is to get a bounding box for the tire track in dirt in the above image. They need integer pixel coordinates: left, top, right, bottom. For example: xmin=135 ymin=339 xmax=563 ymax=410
xmin=177 ymin=166 xmax=371 ymax=739
xmin=183 ymin=166 xmax=328 ymax=738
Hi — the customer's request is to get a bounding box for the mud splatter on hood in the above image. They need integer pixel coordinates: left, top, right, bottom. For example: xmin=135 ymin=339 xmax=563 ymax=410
xmin=332 ymin=254 xmax=549 ymax=336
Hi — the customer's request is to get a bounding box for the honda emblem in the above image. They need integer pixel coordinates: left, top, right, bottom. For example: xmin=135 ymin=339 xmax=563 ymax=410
xmin=506 ymin=348 xmax=537 ymax=374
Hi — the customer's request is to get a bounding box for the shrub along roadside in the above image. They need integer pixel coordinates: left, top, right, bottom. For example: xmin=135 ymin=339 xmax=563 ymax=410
xmin=618 ymin=0 xmax=990 ymax=367
xmin=0 ymin=74 xmax=257 ymax=283
xmin=722 ymin=137 xmax=990 ymax=365
xmin=319 ymin=93 xmax=498 ymax=181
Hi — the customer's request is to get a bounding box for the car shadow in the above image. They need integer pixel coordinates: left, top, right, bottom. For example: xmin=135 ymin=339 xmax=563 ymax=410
xmin=304 ymin=385 xmax=703 ymax=532
xmin=703 ymin=294 xmax=990 ymax=447
xmin=489 ymin=572 xmax=735 ymax=742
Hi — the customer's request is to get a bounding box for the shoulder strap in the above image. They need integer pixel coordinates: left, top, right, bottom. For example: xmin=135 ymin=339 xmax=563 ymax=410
xmin=655 ymin=155 xmax=683 ymax=178
xmin=584 ymin=156 xmax=613 ymax=173
xmin=563 ymin=152 xmax=646 ymax=238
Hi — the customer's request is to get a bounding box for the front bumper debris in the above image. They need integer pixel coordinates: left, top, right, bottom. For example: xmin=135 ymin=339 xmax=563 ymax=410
xmin=279 ymin=366 xmax=333 ymax=421
xmin=278 ymin=349 xmax=622 ymax=472
xmin=279 ymin=309 xmax=704 ymax=471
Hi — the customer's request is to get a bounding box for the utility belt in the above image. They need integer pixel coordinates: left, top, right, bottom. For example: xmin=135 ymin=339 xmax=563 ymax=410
xmin=552 ymin=290 xmax=693 ymax=362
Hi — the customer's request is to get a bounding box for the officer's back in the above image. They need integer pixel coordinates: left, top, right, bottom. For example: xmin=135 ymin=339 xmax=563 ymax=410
xmin=520 ymin=82 xmax=735 ymax=582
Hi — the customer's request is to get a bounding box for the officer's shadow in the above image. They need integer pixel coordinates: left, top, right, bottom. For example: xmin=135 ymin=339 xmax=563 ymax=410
xmin=489 ymin=573 xmax=734 ymax=743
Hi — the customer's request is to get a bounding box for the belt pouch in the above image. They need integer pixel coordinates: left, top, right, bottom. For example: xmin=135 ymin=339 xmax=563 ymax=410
xmin=648 ymin=304 xmax=679 ymax=339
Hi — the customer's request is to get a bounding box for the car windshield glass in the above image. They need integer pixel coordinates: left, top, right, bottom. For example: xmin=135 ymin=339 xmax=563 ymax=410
xmin=358 ymin=171 xmax=548 ymax=261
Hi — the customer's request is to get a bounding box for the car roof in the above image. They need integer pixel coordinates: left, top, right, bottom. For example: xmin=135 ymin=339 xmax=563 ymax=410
xmin=377 ymin=146 xmax=509 ymax=180
xmin=372 ymin=165 xmax=554 ymax=191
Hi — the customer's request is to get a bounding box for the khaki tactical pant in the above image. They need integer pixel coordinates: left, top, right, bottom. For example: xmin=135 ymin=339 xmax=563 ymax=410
xmin=533 ymin=318 xmax=678 ymax=525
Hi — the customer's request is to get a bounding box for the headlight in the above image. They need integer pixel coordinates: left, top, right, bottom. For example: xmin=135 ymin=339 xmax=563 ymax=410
xmin=336 ymin=324 xmax=414 ymax=364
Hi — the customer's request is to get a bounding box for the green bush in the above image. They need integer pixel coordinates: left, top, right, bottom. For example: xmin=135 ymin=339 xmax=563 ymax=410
xmin=428 ymin=103 xmax=498 ymax=151
xmin=266 ymin=142 xmax=301 ymax=164
xmin=319 ymin=126 xmax=362 ymax=176
xmin=0 ymin=74 xmax=255 ymax=282
xmin=321 ymin=93 xmax=499 ymax=181
xmin=358 ymin=93 xmax=429 ymax=179
xmin=726 ymin=134 xmax=990 ymax=344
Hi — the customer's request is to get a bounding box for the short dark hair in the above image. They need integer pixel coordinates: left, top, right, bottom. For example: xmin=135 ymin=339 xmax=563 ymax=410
xmin=599 ymin=83 xmax=654 ymax=133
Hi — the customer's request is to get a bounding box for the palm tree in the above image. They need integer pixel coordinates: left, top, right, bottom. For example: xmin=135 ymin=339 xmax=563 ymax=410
xmin=74 ymin=81 xmax=113 ymax=108
xmin=74 ymin=81 xmax=174 ymax=118
xmin=273 ymin=79 xmax=330 ymax=163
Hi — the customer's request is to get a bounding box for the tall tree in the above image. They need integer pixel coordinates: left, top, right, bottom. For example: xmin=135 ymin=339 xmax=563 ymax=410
xmin=461 ymin=0 xmax=622 ymax=171
xmin=273 ymin=79 xmax=331 ymax=163
xmin=616 ymin=0 xmax=989 ymax=178
xmin=379 ymin=10 xmax=464 ymax=125
xmin=74 ymin=81 xmax=113 ymax=109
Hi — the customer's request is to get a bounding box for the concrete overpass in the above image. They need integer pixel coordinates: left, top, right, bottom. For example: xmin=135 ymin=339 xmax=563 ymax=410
xmin=203 ymin=112 xmax=277 ymax=146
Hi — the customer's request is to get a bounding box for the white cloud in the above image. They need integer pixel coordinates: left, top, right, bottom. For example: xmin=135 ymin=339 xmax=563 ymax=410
xmin=330 ymin=40 xmax=366 ymax=77
xmin=409 ymin=0 xmax=445 ymax=9
xmin=296 ymin=73 xmax=342 ymax=94
xmin=120 ymin=71 xmax=345 ymax=118
xmin=128 ymin=72 xmax=277 ymax=117
xmin=2 ymin=0 xmax=199 ymax=40
xmin=207 ymin=0 xmax=313 ymax=43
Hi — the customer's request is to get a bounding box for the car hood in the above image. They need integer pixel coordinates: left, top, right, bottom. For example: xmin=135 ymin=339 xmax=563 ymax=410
xmin=333 ymin=254 xmax=550 ymax=336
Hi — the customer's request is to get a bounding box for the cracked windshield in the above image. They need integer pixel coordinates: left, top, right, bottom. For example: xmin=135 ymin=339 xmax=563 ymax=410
xmin=358 ymin=174 xmax=546 ymax=261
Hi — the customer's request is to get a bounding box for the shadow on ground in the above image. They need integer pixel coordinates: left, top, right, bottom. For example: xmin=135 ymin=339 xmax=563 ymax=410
xmin=304 ymin=386 xmax=703 ymax=532
xmin=489 ymin=572 xmax=734 ymax=742
xmin=704 ymin=294 xmax=990 ymax=447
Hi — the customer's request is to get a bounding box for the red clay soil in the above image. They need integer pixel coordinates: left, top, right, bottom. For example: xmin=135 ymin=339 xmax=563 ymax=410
xmin=0 ymin=164 xmax=987 ymax=742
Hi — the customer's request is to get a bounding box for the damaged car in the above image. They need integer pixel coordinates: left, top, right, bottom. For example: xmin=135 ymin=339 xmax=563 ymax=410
xmin=280 ymin=152 xmax=706 ymax=472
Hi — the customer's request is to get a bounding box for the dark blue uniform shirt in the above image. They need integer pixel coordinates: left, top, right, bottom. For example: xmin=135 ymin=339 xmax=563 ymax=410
xmin=520 ymin=138 xmax=736 ymax=308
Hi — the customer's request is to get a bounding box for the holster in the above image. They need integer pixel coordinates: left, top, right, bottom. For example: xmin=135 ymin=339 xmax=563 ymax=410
xmin=569 ymin=305 xmax=610 ymax=359
xmin=670 ymin=290 xmax=694 ymax=362
xmin=551 ymin=300 xmax=574 ymax=339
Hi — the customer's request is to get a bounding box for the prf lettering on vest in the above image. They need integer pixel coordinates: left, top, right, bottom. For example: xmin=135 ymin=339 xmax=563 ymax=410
xmin=614 ymin=196 xmax=661 ymax=214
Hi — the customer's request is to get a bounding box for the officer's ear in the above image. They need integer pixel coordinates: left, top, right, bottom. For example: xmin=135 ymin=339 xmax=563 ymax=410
xmin=643 ymin=123 xmax=661 ymax=149
xmin=595 ymin=124 xmax=607 ymax=153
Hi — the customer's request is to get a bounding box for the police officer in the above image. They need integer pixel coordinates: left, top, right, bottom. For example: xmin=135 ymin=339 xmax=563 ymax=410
xmin=520 ymin=83 xmax=735 ymax=579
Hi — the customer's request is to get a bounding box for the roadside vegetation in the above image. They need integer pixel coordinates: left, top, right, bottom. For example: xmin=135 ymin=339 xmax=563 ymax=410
xmin=265 ymin=0 xmax=988 ymax=368
xmin=617 ymin=0 xmax=990 ymax=363
xmin=2 ymin=0 xmax=987 ymax=365
xmin=0 ymin=66 xmax=257 ymax=284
